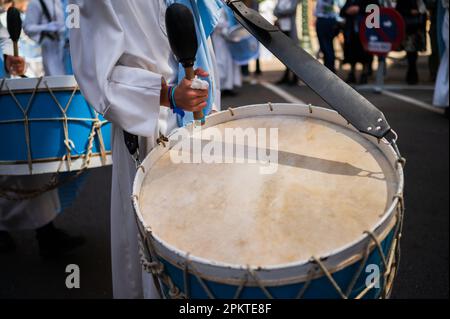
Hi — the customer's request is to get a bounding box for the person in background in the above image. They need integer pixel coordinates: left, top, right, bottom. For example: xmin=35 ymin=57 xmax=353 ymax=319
xmin=23 ymin=0 xmax=65 ymax=75
xmin=315 ymin=0 xmax=339 ymax=73
xmin=433 ymin=0 xmax=448 ymax=115
xmin=212 ymin=6 xmax=242 ymax=97
xmin=241 ymin=0 xmax=262 ymax=81
xmin=274 ymin=0 xmax=300 ymax=85
xmin=10 ymin=0 xmax=45 ymax=78
xmin=396 ymin=0 xmax=428 ymax=85
xmin=340 ymin=0 xmax=378 ymax=84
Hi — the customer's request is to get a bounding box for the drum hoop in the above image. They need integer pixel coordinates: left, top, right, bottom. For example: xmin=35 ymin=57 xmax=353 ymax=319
xmin=0 ymin=151 xmax=112 ymax=166
xmin=0 ymin=76 xmax=78 ymax=93
xmin=0 ymin=153 xmax=113 ymax=176
xmin=132 ymin=103 xmax=404 ymax=284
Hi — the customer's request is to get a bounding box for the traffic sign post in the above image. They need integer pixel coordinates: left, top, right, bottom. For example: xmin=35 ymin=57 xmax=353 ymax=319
xmin=360 ymin=8 xmax=405 ymax=92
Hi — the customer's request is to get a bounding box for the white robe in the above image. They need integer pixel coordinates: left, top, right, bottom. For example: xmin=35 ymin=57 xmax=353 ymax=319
xmin=212 ymin=9 xmax=242 ymax=91
xmin=69 ymin=0 xmax=220 ymax=299
xmin=23 ymin=0 xmax=66 ymax=76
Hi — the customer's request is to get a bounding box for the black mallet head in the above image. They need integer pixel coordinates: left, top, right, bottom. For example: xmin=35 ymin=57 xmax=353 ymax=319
xmin=7 ymin=7 xmax=22 ymax=44
xmin=165 ymin=3 xmax=198 ymax=68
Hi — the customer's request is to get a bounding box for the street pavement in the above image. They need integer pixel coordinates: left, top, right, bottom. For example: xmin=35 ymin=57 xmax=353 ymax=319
xmin=0 ymin=56 xmax=448 ymax=299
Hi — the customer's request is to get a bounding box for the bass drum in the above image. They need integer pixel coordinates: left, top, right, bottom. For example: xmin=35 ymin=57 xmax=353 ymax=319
xmin=133 ymin=103 xmax=405 ymax=299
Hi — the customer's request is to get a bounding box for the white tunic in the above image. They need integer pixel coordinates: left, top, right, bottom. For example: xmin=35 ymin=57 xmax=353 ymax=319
xmin=23 ymin=0 xmax=66 ymax=76
xmin=69 ymin=0 xmax=220 ymax=299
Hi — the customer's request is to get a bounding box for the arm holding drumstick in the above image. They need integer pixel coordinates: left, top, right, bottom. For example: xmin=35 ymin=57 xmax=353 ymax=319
xmin=165 ymin=3 xmax=209 ymax=125
xmin=2 ymin=6 xmax=26 ymax=76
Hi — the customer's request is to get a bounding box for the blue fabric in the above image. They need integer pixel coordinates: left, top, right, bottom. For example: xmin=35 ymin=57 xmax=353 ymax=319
xmin=224 ymin=6 xmax=259 ymax=66
xmin=57 ymin=172 xmax=88 ymax=213
xmin=224 ymin=6 xmax=238 ymax=28
xmin=165 ymin=0 xmax=223 ymax=126
xmin=0 ymin=51 xmax=5 ymax=78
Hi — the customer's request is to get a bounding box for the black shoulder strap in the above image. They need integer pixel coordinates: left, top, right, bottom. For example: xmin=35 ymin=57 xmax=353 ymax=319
xmin=38 ymin=0 xmax=53 ymax=22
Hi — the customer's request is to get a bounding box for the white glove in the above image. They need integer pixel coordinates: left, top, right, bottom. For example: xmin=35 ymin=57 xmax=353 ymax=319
xmin=191 ymin=76 xmax=209 ymax=90
xmin=43 ymin=21 xmax=64 ymax=33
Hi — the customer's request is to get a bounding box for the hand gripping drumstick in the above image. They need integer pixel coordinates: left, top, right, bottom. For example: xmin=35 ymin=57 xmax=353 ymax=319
xmin=7 ymin=7 xmax=22 ymax=58
xmin=165 ymin=3 xmax=205 ymax=125
xmin=7 ymin=6 xmax=26 ymax=78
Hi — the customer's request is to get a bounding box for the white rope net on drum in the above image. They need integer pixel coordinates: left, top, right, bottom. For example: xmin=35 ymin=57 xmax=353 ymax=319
xmin=0 ymin=77 xmax=109 ymax=200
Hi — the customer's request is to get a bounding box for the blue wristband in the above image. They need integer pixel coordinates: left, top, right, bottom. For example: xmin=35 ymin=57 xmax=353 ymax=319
xmin=170 ymin=85 xmax=185 ymax=117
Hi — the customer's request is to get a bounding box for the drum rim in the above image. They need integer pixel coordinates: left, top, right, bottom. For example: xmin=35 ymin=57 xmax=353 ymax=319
xmin=0 ymin=76 xmax=78 ymax=93
xmin=0 ymin=154 xmax=113 ymax=176
xmin=133 ymin=103 xmax=404 ymax=282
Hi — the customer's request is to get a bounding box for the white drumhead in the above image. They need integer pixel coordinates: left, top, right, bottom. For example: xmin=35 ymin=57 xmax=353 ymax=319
xmin=139 ymin=113 xmax=398 ymax=268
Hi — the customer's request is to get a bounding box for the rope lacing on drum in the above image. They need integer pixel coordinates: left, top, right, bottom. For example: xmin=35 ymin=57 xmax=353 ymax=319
xmin=0 ymin=77 xmax=108 ymax=174
xmin=0 ymin=116 xmax=101 ymax=201
xmin=0 ymin=79 xmax=108 ymax=200
xmin=185 ymin=259 xmax=216 ymax=299
xmin=137 ymin=233 xmax=184 ymax=299
xmin=295 ymin=268 xmax=315 ymax=299
xmin=233 ymin=274 xmax=249 ymax=299
xmin=2 ymin=77 xmax=43 ymax=173
xmin=311 ymin=257 xmax=348 ymax=299
xmin=157 ymin=134 xmax=169 ymax=148
xmin=137 ymin=193 xmax=404 ymax=300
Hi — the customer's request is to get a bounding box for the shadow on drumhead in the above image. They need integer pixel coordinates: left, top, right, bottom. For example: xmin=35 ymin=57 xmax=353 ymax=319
xmin=183 ymin=139 xmax=387 ymax=181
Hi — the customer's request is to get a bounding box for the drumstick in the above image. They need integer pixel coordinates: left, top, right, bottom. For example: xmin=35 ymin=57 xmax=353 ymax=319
xmin=165 ymin=3 xmax=205 ymax=125
xmin=7 ymin=7 xmax=22 ymax=58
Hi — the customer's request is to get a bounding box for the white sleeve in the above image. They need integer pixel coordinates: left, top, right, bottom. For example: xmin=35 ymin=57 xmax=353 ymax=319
xmin=69 ymin=0 xmax=163 ymax=138
xmin=0 ymin=25 xmax=13 ymax=56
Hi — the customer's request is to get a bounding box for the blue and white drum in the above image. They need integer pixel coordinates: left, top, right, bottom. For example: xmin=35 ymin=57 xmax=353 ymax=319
xmin=133 ymin=104 xmax=404 ymax=299
xmin=226 ymin=24 xmax=260 ymax=66
xmin=0 ymin=76 xmax=112 ymax=176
